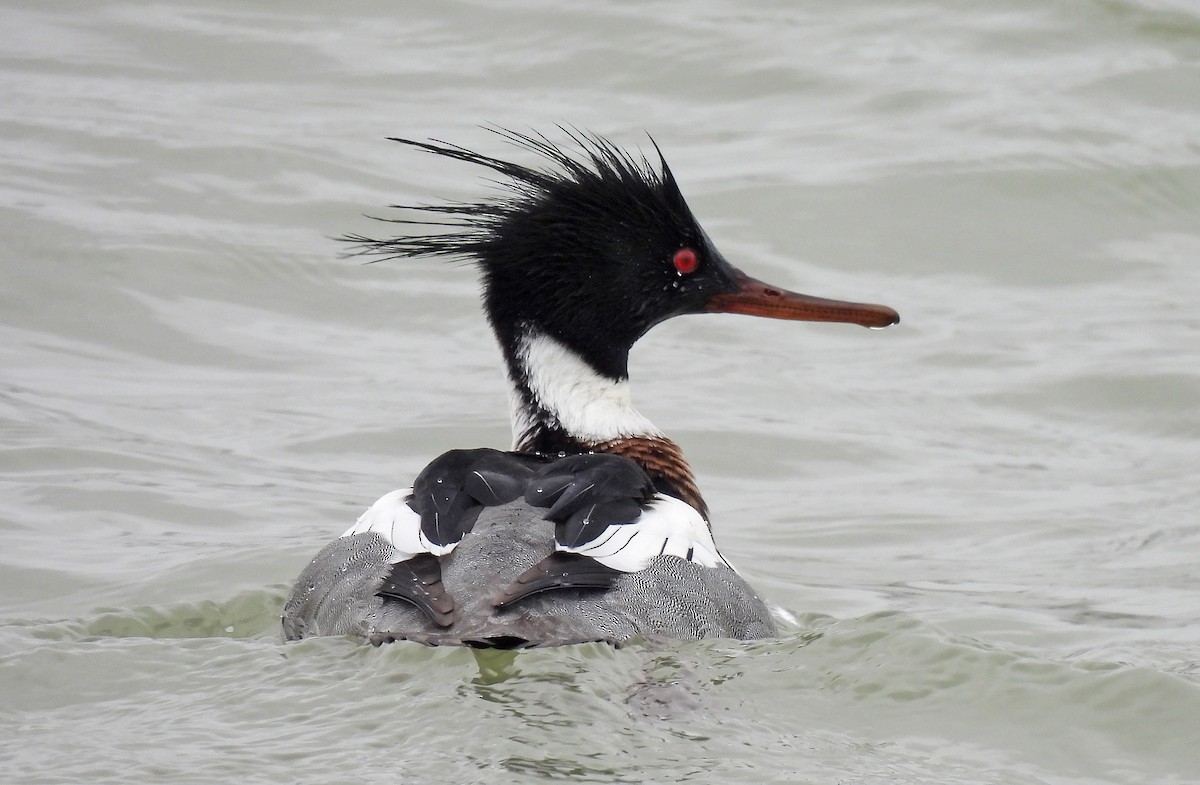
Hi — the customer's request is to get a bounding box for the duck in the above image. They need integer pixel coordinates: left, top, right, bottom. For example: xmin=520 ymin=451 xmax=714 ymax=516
xmin=281 ymin=129 xmax=899 ymax=649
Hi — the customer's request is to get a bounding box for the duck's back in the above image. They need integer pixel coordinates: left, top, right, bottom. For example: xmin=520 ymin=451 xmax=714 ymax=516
xmin=282 ymin=496 xmax=776 ymax=648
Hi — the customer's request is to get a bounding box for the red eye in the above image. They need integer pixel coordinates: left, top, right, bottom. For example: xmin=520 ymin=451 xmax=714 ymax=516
xmin=672 ymin=248 xmax=699 ymax=274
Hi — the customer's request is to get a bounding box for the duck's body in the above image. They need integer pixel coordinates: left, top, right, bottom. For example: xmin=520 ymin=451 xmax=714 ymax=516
xmin=282 ymin=130 xmax=898 ymax=648
xmin=283 ymin=487 xmax=775 ymax=647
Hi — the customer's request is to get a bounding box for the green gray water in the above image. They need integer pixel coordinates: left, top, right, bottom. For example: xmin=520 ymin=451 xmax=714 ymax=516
xmin=2 ymin=1 xmax=1199 ymax=783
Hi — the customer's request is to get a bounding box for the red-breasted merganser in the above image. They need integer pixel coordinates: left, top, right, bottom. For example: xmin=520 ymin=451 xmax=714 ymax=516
xmin=282 ymin=130 xmax=899 ymax=648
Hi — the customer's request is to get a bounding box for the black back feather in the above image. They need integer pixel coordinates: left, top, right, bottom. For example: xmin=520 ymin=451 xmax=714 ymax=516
xmin=408 ymin=448 xmax=541 ymax=547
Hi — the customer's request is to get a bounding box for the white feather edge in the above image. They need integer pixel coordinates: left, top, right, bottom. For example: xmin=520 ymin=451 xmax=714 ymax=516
xmin=558 ymin=494 xmax=729 ymax=573
xmin=340 ymin=488 xmax=455 ymax=563
xmin=340 ymin=488 xmax=727 ymax=575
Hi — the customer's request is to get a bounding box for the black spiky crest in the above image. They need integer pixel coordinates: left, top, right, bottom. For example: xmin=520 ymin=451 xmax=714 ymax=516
xmin=344 ymin=128 xmax=740 ymax=381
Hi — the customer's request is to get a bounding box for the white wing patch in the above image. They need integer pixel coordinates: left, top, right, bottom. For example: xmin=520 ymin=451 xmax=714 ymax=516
xmin=558 ymin=494 xmax=728 ymax=573
xmin=341 ymin=488 xmax=458 ymax=563
xmin=342 ymin=488 xmax=727 ymax=575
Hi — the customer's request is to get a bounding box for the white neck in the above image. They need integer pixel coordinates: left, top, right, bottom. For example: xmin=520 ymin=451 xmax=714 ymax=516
xmin=509 ymin=331 xmax=662 ymax=448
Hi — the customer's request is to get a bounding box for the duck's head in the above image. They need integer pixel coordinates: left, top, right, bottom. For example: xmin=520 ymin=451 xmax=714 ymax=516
xmin=346 ymin=129 xmax=898 ymax=384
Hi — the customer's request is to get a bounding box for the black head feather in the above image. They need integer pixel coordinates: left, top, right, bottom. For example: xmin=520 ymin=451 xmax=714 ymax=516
xmin=345 ymin=128 xmax=743 ymax=380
